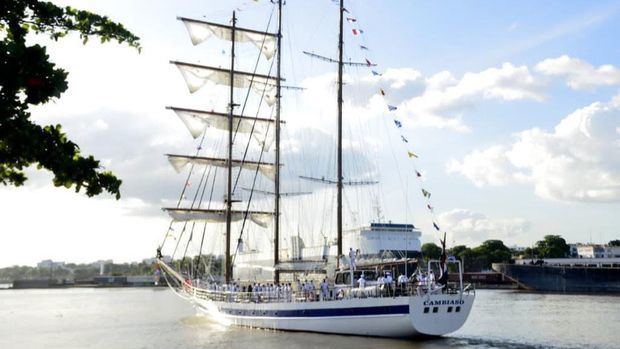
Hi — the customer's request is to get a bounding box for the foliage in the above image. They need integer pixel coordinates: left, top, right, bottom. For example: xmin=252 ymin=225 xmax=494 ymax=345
xmin=523 ymin=247 xmax=539 ymax=259
xmin=421 ymin=242 xmax=442 ymax=260
xmin=473 ymin=240 xmax=512 ymax=264
xmin=449 ymin=240 xmax=512 ymax=272
xmin=174 ymin=255 xmax=223 ymax=278
xmin=535 ymin=235 xmax=569 ymax=258
xmin=0 ymin=264 xmax=71 ymax=280
xmin=609 ymin=240 xmax=620 ymax=247
xmin=0 ymin=0 xmax=140 ymax=198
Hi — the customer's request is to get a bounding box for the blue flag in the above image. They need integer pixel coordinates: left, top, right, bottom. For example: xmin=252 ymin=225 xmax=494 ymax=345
xmin=433 ymin=222 xmax=440 ymax=231
xmin=394 ymin=120 xmax=402 ymax=128
xmin=360 ymin=45 xmax=369 ymax=50
xmin=372 ymin=70 xmax=382 ymax=76
xmin=388 ymin=105 xmax=397 ymax=111
xmin=401 ymin=135 xmax=408 ymax=143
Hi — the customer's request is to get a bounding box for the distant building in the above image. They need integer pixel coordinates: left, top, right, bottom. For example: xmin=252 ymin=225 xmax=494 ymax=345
xmin=606 ymin=246 xmax=620 ymax=258
xmin=37 ymin=260 xmax=66 ymax=270
xmin=577 ymin=244 xmax=620 ymax=258
xmin=568 ymin=244 xmax=578 ymax=258
xmin=89 ymin=260 xmax=113 ymax=276
xmin=509 ymin=246 xmax=527 ymax=258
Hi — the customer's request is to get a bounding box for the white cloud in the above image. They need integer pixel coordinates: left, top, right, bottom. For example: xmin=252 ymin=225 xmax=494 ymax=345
xmin=448 ymin=94 xmax=620 ymax=202
xmin=535 ymin=55 xmax=620 ymax=90
xmin=438 ymin=209 xmax=530 ymax=245
xmin=293 ymin=63 xmax=544 ymax=134
xmin=381 ymin=68 xmax=423 ymax=89
xmin=397 ymin=63 xmax=544 ymax=133
xmin=447 ymin=145 xmax=525 ymax=187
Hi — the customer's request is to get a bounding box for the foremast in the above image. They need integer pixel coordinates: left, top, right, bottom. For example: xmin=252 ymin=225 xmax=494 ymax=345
xmin=163 ymin=11 xmax=281 ymax=285
xmin=225 ymin=11 xmax=237 ymax=284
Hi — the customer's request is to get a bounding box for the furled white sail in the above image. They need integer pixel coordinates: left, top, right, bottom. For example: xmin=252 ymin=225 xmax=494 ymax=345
xmin=167 ymin=154 xmax=276 ymax=181
xmin=166 ymin=209 xmax=272 ymax=228
xmin=174 ymin=63 xmax=277 ymax=106
xmin=171 ymin=108 xmax=275 ymax=150
xmin=181 ymin=19 xmax=276 ymax=60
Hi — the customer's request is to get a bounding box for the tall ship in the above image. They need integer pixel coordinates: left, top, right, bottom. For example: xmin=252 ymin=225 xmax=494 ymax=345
xmin=156 ymin=0 xmax=475 ymax=337
xmin=493 ymin=258 xmax=620 ymax=293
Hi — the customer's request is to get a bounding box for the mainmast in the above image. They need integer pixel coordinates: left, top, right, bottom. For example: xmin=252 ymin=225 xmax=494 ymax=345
xmin=225 ymin=11 xmax=237 ymax=284
xmin=274 ymin=0 xmax=283 ymax=284
xmin=337 ymin=0 xmax=344 ymax=266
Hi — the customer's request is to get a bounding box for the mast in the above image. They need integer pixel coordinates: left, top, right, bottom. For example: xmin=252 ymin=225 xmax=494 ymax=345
xmin=274 ymin=0 xmax=282 ymax=283
xmin=337 ymin=0 xmax=344 ymax=266
xmin=225 ymin=10 xmax=236 ymax=284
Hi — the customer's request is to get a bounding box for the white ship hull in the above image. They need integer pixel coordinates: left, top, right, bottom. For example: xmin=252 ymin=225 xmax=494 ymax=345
xmin=190 ymin=292 xmax=475 ymax=337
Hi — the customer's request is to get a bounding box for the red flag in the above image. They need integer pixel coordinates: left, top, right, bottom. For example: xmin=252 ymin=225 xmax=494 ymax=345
xmin=352 ymin=29 xmax=359 ymax=35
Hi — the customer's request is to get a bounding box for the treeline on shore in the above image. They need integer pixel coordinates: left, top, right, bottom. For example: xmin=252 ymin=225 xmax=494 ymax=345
xmin=423 ymin=236 xmax=620 ymax=272
xmin=0 ymin=256 xmax=224 ymax=282
xmin=0 ymin=261 xmax=156 ymax=282
xmin=4 ymin=237 xmax=619 ymax=281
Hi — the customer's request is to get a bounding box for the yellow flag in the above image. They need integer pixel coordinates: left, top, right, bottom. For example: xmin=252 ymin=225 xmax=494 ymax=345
xmin=407 ymin=151 xmax=418 ymax=158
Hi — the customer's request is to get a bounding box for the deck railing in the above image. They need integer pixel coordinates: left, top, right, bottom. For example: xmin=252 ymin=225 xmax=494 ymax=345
xmin=184 ymin=281 xmax=468 ymax=304
xmin=159 ymin=259 xmax=474 ymax=305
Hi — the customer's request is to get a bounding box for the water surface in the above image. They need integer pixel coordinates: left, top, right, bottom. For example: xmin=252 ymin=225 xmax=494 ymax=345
xmin=0 ymin=288 xmax=617 ymax=349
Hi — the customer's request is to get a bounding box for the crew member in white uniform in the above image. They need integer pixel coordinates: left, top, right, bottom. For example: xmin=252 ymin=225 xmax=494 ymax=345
xmin=320 ymin=278 xmax=329 ymax=301
xmin=385 ymin=272 xmax=393 ymax=296
xmin=349 ymin=247 xmax=357 ymax=271
xmin=377 ymin=274 xmax=385 ymax=296
xmin=397 ymin=274 xmax=408 ymax=294
xmin=428 ymin=270 xmax=435 ymax=289
xmin=357 ymin=273 xmax=366 ymax=288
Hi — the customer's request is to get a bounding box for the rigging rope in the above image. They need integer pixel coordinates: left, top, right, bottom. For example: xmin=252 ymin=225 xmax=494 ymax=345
xmin=231 ymin=106 xmax=275 ymax=267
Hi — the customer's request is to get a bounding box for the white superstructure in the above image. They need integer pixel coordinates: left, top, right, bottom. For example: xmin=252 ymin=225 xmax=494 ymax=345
xmin=233 ymin=223 xmax=422 ymax=281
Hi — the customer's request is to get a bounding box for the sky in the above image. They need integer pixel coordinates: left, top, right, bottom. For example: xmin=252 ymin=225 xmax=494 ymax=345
xmin=1 ymin=0 xmax=620 ymax=267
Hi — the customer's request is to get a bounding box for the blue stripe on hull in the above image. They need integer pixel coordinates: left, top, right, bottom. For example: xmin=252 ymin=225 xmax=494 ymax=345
xmin=220 ymin=305 xmax=410 ymax=318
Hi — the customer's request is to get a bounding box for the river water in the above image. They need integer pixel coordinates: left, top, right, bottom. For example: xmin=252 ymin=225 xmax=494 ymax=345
xmin=0 ymin=288 xmax=618 ymax=349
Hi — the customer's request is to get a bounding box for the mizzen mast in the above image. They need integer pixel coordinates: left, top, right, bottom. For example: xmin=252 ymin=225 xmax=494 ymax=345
xmin=300 ymin=0 xmax=378 ymax=269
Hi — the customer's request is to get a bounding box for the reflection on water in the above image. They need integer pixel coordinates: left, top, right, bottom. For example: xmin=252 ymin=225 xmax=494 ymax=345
xmin=0 ymin=288 xmax=618 ymax=349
